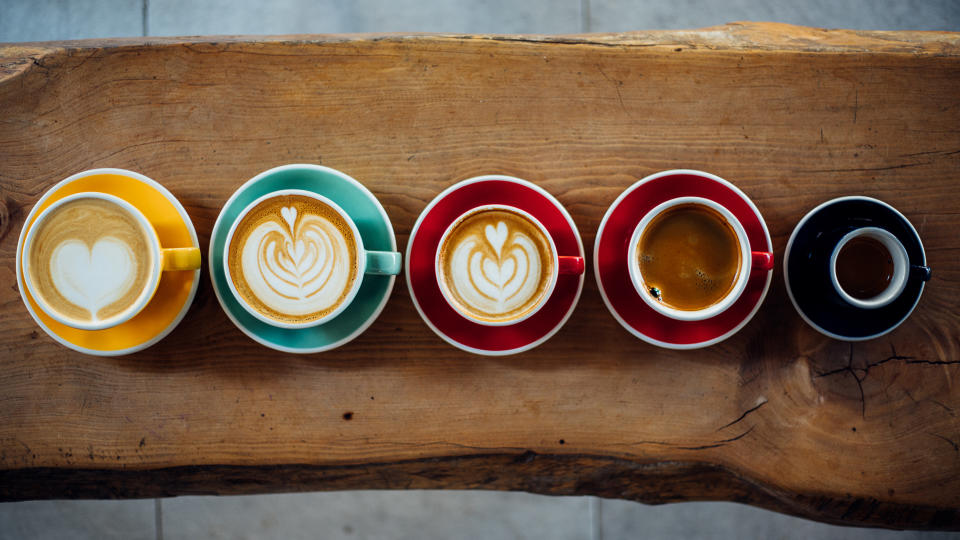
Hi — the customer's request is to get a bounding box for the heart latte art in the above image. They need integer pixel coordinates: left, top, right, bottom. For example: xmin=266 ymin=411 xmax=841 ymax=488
xmin=227 ymin=195 xmax=359 ymax=324
xmin=27 ymin=198 xmax=153 ymax=324
xmin=439 ymin=209 xmax=555 ymax=323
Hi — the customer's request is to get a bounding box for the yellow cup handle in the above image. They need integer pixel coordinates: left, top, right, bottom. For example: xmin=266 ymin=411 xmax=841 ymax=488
xmin=162 ymin=247 xmax=202 ymax=271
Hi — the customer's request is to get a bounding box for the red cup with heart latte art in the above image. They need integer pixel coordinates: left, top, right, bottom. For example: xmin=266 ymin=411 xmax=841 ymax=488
xmin=407 ymin=175 xmax=587 ymax=355
xmin=435 ymin=204 xmax=579 ymax=326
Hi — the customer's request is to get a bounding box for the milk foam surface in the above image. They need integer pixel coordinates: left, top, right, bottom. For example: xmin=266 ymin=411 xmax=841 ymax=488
xmin=440 ymin=209 xmax=553 ymax=322
xmin=27 ymin=198 xmax=152 ymax=323
xmin=229 ymin=195 xmax=359 ymax=323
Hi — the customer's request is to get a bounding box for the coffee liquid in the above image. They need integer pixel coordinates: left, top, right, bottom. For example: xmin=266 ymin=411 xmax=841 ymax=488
xmin=637 ymin=204 xmax=741 ymax=311
xmin=836 ymin=236 xmax=893 ymax=299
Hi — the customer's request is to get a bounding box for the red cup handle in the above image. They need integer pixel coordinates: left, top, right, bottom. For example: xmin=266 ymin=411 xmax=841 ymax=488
xmin=559 ymin=256 xmax=585 ymax=275
xmin=751 ymin=251 xmax=774 ymax=271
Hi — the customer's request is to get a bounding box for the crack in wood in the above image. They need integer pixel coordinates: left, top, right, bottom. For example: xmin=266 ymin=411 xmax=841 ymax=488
xmin=595 ymin=64 xmax=634 ymax=121
xmin=929 ymin=433 xmax=960 ymax=453
xmin=851 ymin=344 xmax=915 ymax=378
xmin=815 ymin=343 xmax=868 ymax=418
xmin=901 ymin=149 xmax=960 ymax=158
xmin=64 ymin=49 xmax=99 ymax=77
xmin=814 ymin=343 xmax=959 ymax=419
xmin=718 ymin=400 xmax=768 ymax=431
xmin=929 ymin=400 xmax=956 ymax=416
xmin=795 ymin=162 xmax=928 ymax=173
xmin=905 ymin=359 xmax=960 ymax=367
xmin=611 ymin=426 xmax=757 ymax=452
xmin=678 ymin=426 xmax=756 ymax=451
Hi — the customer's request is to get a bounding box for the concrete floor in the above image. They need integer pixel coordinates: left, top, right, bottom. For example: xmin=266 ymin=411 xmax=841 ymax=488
xmin=1 ymin=0 xmax=959 ymax=538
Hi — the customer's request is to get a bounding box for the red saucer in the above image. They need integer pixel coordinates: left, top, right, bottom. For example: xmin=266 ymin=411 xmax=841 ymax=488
xmin=406 ymin=176 xmax=584 ymax=355
xmin=594 ymin=170 xmax=773 ymax=349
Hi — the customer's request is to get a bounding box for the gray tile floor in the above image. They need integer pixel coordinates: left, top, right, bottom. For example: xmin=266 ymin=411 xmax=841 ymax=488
xmin=2 ymin=0 xmax=960 ymax=538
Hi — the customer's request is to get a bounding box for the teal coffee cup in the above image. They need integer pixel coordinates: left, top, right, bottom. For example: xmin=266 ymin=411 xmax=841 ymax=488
xmin=210 ymin=165 xmax=402 ymax=352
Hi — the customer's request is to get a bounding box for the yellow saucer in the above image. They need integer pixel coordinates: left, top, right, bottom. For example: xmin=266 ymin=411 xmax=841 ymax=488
xmin=16 ymin=169 xmax=200 ymax=355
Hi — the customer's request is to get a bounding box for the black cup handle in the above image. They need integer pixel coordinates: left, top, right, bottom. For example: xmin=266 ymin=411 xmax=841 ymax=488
xmin=911 ymin=265 xmax=932 ymax=282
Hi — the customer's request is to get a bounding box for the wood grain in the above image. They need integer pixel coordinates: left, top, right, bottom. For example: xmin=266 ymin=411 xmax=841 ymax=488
xmin=1 ymin=22 xmax=959 ymax=530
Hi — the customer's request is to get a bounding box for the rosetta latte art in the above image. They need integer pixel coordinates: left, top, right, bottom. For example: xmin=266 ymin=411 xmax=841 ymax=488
xmin=448 ymin=220 xmax=543 ymax=318
xmin=238 ymin=205 xmax=354 ymax=317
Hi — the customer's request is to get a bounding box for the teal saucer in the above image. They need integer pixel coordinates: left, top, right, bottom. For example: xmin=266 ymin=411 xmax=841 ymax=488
xmin=209 ymin=164 xmax=397 ymax=353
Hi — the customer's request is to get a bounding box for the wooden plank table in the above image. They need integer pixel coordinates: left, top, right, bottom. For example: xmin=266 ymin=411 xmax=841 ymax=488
xmin=1 ymin=22 xmax=958 ymax=530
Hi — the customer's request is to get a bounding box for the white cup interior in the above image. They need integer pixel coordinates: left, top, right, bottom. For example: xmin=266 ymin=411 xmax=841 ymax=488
xmin=627 ymin=197 xmax=752 ymax=322
xmin=222 ymin=189 xmax=367 ymax=329
xmin=434 ymin=204 xmax=559 ymax=326
xmin=21 ymin=192 xmax=163 ymax=331
xmin=829 ymin=227 xmax=908 ymax=310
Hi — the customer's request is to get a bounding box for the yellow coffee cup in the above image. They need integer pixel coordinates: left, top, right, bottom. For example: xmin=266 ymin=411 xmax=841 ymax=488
xmin=22 ymin=192 xmax=201 ymax=331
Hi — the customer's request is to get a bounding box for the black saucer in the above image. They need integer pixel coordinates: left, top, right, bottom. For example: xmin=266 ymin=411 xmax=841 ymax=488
xmin=784 ymin=197 xmax=931 ymax=341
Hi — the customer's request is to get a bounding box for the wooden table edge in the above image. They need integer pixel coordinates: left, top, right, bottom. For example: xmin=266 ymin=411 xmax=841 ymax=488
xmin=2 ymin=453 xmax=957 ymax=531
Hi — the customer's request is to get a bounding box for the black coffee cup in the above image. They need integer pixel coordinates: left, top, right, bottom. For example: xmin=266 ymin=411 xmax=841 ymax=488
xmin=784 ymin=196 xmax=932 ymax=341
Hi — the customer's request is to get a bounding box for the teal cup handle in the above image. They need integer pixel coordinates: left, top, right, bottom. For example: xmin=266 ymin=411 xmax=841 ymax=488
xmin=365 ymin=250 xmax=402 ymax=275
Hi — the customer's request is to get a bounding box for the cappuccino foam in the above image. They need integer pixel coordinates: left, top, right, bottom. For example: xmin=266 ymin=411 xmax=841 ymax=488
xmin=228 ymin=194 xmax=359 ymax=324
xmin=27 ymin=197 xmax=153 ymax=324
xmin=438 ymin=208 xmax=554 ymax=323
